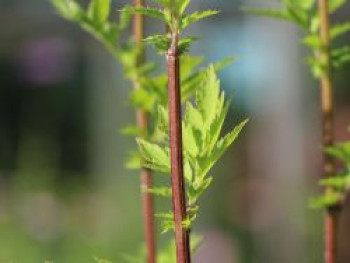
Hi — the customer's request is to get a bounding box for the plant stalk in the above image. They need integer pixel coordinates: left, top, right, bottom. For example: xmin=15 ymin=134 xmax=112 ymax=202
xmin=317 ymin=1 xmax=340 ymax=262
xmin=167 ymin=29 xmax=191 ymax=263
xmin=133 ymin=1 xmax=156 ymax=262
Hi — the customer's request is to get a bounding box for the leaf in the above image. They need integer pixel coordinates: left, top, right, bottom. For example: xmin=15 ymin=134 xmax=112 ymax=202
xmin=196 ymin=65 xmax=221 ymax=130
xmin=309 ymin=192 xmax=343 ymax=209
xmin=146 ymin=186 xmax=172 ymax=197
xmin=302 ymin=34 xmax=322 ymax=48
xmin=178 ymin=36 xmax=200 ymax=54
xmin=143 ymin=34 xmax=171 ymax=53
xmin=332 ymin=46 xmax=350 ymax=68
xmin=325 ymin=142 xmax=350 ymax=164
xmin=183 ymin=121 xmax=200 ymax=158
xmin=177 ymin=0 xmax=191 ymax=15
xmin=181 ymin=10 xmax=219 ymax=30
xmin=137 ymin=138 xmax=170 ymax=173
xmin=243 ymin=7 xmax=291 ymax=23
xmin=331 ymin=22 xmax=350 ymax=40
xmin=51 ymin=0 xmax=83 ymax=21
xmin=198 ymin=119 xmax=248 ymax=178
xmin=88 ymin=0 xmax=111 ymax=24
xmin=129 ymin=88 xmax=157 ymax=112
xmin=120 ymin=125 xmax=146 ymax=136
xmin=330 ymin=0 xmax=347 ymax=13
xmin=119 ymin=5 xmax=133 ymax=30
xmin=125 ymin=151 xmax=141 ymax=170
xmin=122 ymin=6 xmax=170 ymax=25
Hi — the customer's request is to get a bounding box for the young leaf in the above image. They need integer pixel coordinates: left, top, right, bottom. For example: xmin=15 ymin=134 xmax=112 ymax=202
xmin=137 ymin=138 xmax=170 ymax=173
xmin=87 ymin=0 xmax=111 ymax=24
xmin=181 ymin=10 xmax=219 ymax=30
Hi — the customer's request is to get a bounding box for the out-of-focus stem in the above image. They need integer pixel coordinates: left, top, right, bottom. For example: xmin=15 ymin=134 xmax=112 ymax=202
xmin=133 ymin=1 xmax=156 ymax=262
xmin=317 ymin=1 xmax=341 ymax=262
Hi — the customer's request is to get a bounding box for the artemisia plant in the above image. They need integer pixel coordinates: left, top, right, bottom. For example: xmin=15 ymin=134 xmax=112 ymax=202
xmin=244 ymin=0 xmax=350 ymax=262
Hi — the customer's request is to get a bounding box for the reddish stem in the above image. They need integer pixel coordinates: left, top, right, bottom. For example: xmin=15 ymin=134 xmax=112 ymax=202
xmin=133 ymin=1 xmax=156 ymax=262
xmin=167 ymin=31 xmax=191 ymax=263
xmin=317 ymin=0 xmax=340 ymax=262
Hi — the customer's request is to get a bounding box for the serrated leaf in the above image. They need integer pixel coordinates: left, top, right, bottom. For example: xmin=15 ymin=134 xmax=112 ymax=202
xmin=181 ymin=10 xmax=219 ymax=30
xmin=198 ymin=119 xmax=248 ymax=178
xmin=146 ymin=186 xmax=172 ymax=197
xmin=196 ymin=65 xmax=221 ymax=130
xmin=122 ymin=6 xmax=170 ymax=25
xmin=137 ymin=138 xmax=170 ymax=173
xmin=178 ymin=36 xmax=199 ymax=54
xmin=51 ymin=0 xmax=84 ymax=21
xmin=144 ymin=34 xmax=171 ymax=53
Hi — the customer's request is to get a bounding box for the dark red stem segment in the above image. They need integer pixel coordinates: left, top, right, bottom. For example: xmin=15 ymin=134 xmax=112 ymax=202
xmin=133 ymin=1 xmax=156 ymax=262
xmin=317 ymin=1 xmax=340 ymax=262
xmin=167 ymin=31 xmax=191 ymax=263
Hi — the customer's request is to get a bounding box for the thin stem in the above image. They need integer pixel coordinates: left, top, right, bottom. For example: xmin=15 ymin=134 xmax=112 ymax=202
xmin=167 ymin=29 xmax=191 ymax=263
xmin=317 ymin=1 xmax=340 ymax=262
xmin=133 ymin=1 xmax=156 ymax=262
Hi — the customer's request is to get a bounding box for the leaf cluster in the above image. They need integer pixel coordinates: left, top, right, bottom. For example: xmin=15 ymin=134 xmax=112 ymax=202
xmin=244 ymin=0 xmax=350 ymax=78
xmin=137 ymin=66 xmax=247 ymax=232
xmin=310 ymin=140 xmax=350 ymax=209
xmin=122 ymin=0 xmax=219 ymax=54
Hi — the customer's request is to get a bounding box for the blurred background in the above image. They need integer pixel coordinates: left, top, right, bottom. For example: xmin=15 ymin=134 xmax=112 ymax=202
xmin=0 ymin=0 xmax=350 ymax=262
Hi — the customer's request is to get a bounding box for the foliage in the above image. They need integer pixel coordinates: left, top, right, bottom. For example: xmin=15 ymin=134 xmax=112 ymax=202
xmin=52 ymin=0 xmax=246 ymax=260
xmin=243 ymin=0 xmax=350 ymax=78
xmin=137 ymin=66 xmax=247 ymax=232
xmin=310 ymin=140 xmax=350 ymax=208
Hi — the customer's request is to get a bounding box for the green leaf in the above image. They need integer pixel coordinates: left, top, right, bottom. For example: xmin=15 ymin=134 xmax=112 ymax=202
xmin=325 ymin=142 xmax=350 ymax=164
xmin=88 ymin=0 xmax=111 ymax=24
xmin=178 ymin=36 xmax=200 ymax=54
xmin=243 ymin=7 xmax=291 ymax=23
xmin=125 ymin=151 xmax=141 ymax=170
xmin=196 ymin=65 xmax=222 ymax=130
xmin=302 ymin=34 xmax=322 ymax=48
xmin=122 ymin=6 xmax=170 ymax=25
xmin=137 ymin=138 xmax=170 ymax=173
xmin=330 ymin=0 xmax=347 ymax=13
xmin=51 ymin=0 xmax=83 ymax=21
xmin=309 ymin=192 xmax=343 ymax=209
xmin=177 ymin=0 xmax=191 ymax=15
xmin=181 ymin=10 xmax=219 ymax=30
xmin=146 ymin=186 xmax=172 ymax=197
xmin=331 ymin=22 xmax=350 ymax=40
xmin=129 ymin=88 xmax=157 ymax=112
xmin=144 ymin=34 xmax=171 ymax=54
xmin=199 ymin=119 xmax=248 ymax=178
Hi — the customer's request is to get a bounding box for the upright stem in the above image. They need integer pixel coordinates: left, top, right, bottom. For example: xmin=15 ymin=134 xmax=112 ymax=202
xmin=133 ymin=1 xmax=156 ymax=262
xmin=317 ymin=1 xmax=340 ymax=262
xmin=167 ymin=29 xmax=191 ymax=263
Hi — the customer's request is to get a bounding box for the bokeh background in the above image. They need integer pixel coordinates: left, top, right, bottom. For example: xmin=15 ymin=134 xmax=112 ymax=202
xmin=1 ymin=0 xmax=350 ymax=262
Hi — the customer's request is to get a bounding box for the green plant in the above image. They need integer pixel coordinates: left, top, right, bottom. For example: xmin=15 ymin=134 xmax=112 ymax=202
xmin=244 ymin=0 xmax=350 ymax=262
xmin=51 ymin=0 xmax=245 ymax=262
xmin=312 ymin=139 xmax=350 ymax=209
xmin=126 ymin=0 xmax=247 ymax=261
